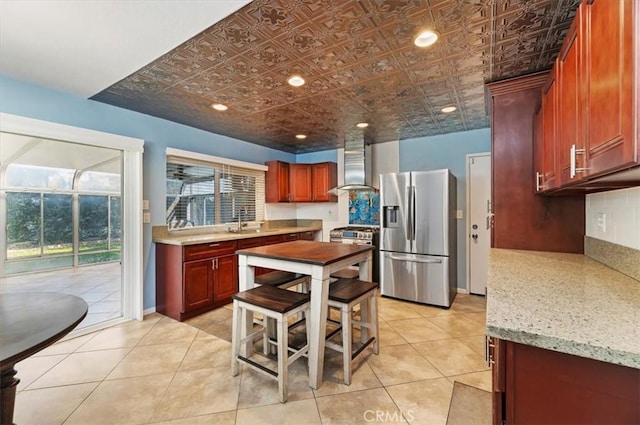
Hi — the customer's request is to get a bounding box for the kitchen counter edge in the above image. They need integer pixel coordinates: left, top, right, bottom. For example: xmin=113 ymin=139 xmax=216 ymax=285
xmin=486 ymin=248 xmax=640 ymax=369
xmin=153 ymin=225 xmax=322 ymax=246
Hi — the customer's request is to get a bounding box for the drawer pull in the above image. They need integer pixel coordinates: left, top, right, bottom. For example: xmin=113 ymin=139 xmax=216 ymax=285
xmin=209 ymin=243 xmax=220 ymax=247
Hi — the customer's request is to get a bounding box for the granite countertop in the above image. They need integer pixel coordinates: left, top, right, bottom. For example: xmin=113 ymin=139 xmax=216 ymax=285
xmin=152 ymin=220 xmax=323 ymax=246
xmin=486 ymin=248 xmax=640 ymax=369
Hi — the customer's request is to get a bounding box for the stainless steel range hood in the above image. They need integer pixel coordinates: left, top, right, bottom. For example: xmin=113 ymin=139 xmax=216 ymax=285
xmin=333 ymin=137 xmax=377 ymax=191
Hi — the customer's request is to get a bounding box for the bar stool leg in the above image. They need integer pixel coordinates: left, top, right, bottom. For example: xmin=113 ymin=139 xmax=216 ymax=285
xmin=277 ymin=316 xmax=288 ymax=403
xmin=231 ymin=300 xmax=242 ymax=376
xmin=341 ymin=304 xmax=353 ymax=385
xmin=371 ymin=293 xmax=379 ymax=354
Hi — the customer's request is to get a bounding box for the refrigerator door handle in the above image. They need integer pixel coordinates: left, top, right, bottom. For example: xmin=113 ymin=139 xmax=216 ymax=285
xmin=411 ymin=186 xmax=416 ymax=241
xmin=387 ymin=254 xmax=442 ymax=264
xmin=406 ymin=186 xmax=413 ymax=240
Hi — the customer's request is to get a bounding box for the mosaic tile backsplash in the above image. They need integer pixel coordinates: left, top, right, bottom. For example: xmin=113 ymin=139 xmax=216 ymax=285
xmin=349 ymin=190 xmax=379 ymax=226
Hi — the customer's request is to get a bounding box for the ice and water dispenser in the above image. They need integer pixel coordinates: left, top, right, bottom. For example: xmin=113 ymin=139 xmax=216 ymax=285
xmin=382 ymin=205 xmax=400 ymax=228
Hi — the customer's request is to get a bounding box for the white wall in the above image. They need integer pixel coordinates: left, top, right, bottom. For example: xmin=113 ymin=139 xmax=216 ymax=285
xmin=371 ymin=140 xmax=399 ymax=188
xmin=586 ymin=187 xmax=640 ymax=249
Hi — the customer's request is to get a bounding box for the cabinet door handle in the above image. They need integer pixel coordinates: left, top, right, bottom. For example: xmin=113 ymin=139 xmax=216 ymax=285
xmin=215 ymin=258 xmax=219 ymax=269
xmin=570 ymin=144 xmax=588 ymax=178
xmin=211 ymin=259 xmax=215 ymax=270
xmin=535 ymin=171 xmax=546 ymax=191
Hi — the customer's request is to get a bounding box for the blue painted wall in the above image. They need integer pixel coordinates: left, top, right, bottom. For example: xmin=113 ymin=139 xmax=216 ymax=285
xmin=0 ymin=76 xmax=295 ymax=309
xmin=399 ymin=128 xmax=491 ymax=290
xmin=296 ymin=150 xmax=337 ymax=163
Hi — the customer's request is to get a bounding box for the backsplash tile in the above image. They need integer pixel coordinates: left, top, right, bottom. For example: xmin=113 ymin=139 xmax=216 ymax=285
xmin=348 ymin=191 xmax=379 ymax=226
xmin=585 ymin=187 xmax=640 ymax=250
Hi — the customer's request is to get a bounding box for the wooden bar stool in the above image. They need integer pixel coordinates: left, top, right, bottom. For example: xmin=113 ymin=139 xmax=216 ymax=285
xmin=325 ymin=278 xmax=379 ymax=385
xmin=254 ymin=270 xmax=309 ymax=354
xmin=231 ymin=285 xmax=310 ymax=403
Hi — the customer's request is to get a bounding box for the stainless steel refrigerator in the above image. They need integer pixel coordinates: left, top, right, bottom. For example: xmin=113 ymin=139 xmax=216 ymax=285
xmin=379 ymin=169 xmax=457 ymax=307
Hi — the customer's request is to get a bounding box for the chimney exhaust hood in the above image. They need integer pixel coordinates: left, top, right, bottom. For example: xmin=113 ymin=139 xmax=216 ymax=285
xmin=333 ymin=136 xmax=377 ymax=192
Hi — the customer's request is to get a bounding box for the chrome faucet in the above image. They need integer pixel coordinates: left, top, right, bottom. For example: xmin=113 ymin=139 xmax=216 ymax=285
xmin=237 ymin=206 xmax=248 ymax=231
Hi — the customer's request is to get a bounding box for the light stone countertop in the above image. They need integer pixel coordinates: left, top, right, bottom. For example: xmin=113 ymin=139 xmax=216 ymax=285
xmin=486 ymin=248 xmax=640 ymax=369
xmin=152 ymin=223 xmax=323 ymax=246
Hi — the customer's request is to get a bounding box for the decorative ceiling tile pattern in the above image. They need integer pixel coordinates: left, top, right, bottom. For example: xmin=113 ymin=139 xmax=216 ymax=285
xmin=92 ymin=0 xmax=580 ymax=154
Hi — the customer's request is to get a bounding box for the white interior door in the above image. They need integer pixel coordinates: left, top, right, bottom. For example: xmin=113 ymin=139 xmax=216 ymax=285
xmin=467 ymin=153 xmax=491 ymax=295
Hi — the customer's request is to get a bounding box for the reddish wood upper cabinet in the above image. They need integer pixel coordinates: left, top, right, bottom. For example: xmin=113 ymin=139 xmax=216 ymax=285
xmin=533 ymin=106 xmax=545 ymax=192
xmin=312 ymin=162 xmax=337 ymax=202
xmin=265 ymin=161 xmax=290 ymax=203
xmin=584 ymin=0 xmax=638 ymax=177
xmin=265 ymin=160 xmax=338 ymax=203
xmin=486 ymin=73 xmax=585 ymax=253
xmin=289 ymin=163 xmax=313 ymax=202
xmin=535 ymin=67 xmax=559 ymax=192
xmin=491 ymin=339 xmax=640 ymax=424
xmin=537 ymin=0 xmax=639 ymax=191
xmin=558 ymin=3 xmax=586 ymax=186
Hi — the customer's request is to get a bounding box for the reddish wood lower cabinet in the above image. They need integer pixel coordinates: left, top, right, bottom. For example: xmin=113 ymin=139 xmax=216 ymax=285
xmin=281 ymin=232 xmax=299 ymax=242
xmin=298 ymin=231 xmax=315 ymax=240
xmin=491 ymin=339 xmax=640 ymax=425
xmin=212 ymin=253 xmax=237 ymax=302
xmin=183 ymin=258 xmax=215 ymax=313
xmin=156 ymin=231 xmax=318 ymax=321
xmin=156 ymin=241 xmax=238 ymax=321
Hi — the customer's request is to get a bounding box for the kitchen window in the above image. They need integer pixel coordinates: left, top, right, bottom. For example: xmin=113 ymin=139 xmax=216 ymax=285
xmin=166 ymin=148 xmax=267 ymax=230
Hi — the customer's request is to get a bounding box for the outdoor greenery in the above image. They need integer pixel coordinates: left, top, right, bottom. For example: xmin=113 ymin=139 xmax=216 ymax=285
xmin=6 ymin=192 xmax=121 ymax=261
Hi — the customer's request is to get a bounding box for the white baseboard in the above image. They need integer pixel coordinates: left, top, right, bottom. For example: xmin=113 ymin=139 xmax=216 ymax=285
xmin=143 ymin=307 xmax=157 ymax=315
xmin=456 ymin=288 xmax=469 ymax=294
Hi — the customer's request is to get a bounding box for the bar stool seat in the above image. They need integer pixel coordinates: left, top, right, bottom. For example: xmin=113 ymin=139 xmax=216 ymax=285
xmin=231 ymin=285 xmax=310 ymax=403
xmin=325 ymin=278 xmax=379 ymax=385
xmin=329 ymin=268 xmax=360 ymax=280
xmin=255 ymin=270 xmax=308 ymax=290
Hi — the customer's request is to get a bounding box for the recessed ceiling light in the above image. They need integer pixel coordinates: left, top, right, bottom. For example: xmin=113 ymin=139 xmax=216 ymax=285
xmin=441 ymin=106 xmax=457 ymax=113
xmin=212 ymin=103 xmax=228 ymax=111
xmin=296 ymin=134 xmax=307 ymax=139
xmin=414 ymin=30 xmax=439 ymax=48
xmin=356 ymin=122 xmax=369 ymax=128
xmin=287 ymin=75 xmax=305 ymax=87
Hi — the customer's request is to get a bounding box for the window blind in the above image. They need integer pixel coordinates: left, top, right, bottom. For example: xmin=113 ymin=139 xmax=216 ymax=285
xmin=166 ymin=153 xmax=265 ymax=229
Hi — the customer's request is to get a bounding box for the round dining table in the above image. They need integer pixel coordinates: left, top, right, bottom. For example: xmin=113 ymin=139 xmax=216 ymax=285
xmin=0 ymin=292 xmax=88 ymax=425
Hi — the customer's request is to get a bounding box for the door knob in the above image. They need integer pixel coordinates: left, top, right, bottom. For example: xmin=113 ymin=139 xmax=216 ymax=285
xmin=472 ymin=234 xmax=478 ymax=240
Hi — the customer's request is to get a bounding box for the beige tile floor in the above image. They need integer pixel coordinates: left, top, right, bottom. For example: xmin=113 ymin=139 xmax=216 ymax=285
xmin=0 ymin=263 xmax=122 ymax=329
xmin=13 ymin=294 xmax=490 ymax=425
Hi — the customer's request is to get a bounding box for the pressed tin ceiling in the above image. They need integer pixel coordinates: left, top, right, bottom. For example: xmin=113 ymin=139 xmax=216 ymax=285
xmin=92 ymin=0 xmax=581 ymax=154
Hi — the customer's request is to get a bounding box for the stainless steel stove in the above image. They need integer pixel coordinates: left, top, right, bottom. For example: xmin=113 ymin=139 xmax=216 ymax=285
xmin=329 ymin=226 xmax=379 ymax=282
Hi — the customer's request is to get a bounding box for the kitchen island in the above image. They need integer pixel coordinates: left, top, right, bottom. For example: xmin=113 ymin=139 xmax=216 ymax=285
xmin=486 ymin=248 xmax=639 ymax=424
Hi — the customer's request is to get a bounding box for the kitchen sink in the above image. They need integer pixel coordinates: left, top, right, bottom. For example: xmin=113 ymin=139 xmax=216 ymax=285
xmin=227 ymin=228 xmax=279 ymax=234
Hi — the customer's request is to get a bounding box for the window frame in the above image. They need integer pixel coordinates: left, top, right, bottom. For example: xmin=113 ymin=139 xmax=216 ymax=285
xmin=165 ymin=148 xmax=267 ymax=231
